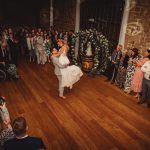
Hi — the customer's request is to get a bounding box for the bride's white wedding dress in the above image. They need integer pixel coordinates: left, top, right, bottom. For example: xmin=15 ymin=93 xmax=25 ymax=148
xmin=59 ymin=50 xmax=70 ymax=65
xmin=59 ymin=51 xmax=83 ymax=88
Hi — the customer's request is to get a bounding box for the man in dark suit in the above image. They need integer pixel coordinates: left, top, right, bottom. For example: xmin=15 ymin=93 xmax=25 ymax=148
xmin=4 ymin=117 xmax=46 ymax=150
xmin=105 ymin=44 xmax=122 ymax=84
xmin=7 ymin=34 xmax=19 ymax=67
xmin=0 ymin=43 xmax=9 ymax=70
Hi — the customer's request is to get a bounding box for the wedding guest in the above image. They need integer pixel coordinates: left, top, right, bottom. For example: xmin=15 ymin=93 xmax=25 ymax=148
xmin=0 ymin=97 xmax=11 ymax=127
xmin=19 ymin=28 xmax=26 ymax=57
xmin=115 ymin=50 xmax=129 ymax=88
xmin=4 ymin=117 xmax=46 ymax=150
xmin=130 ymin=49 xmax=150 ymax=98
xmin=34 ymin=32 xmax=40 ymax=64
xmin=8 ymin=28 xmax=12 ymax=35
xmin=0 ymin=116 xmax=15 ymax=147
xmin=140 ymin=56 xmax=150 ymax=107
xmin=36 ymin=33 xmax=46 ymax=64
xmin=50 ymin=29 xmax=58 ymax=49
xmin=37 ymin=28 xmax=42 ymax=34
xmin=26 ymin=33 xmax=35 ymax=62
xmin=105 ymin=44 xmax=122 ymax=84
xmin=7 ymin=34 xmax=19 ymax=67
xmin=43 ymin=35 xmax=52 ymax=63
xmin=40 ymin=31 xmax=44 ymax=40
xmin=43 ymin=30 xmax=47 ymax=40
xmin=32 ymin=32 xmax=39 ymax=64
xmin=124 ymin=48 xmax=142 ymax=93
xmin=1 ymin=31 xmax=8 ymax=41
xmin=0 ymin=41 xmax=9 ymax=65
xmin=0 ymin=44 xmax=20 ymax=80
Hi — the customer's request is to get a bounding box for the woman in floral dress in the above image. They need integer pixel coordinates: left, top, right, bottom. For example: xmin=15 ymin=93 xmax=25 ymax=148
xmin=43 ymin=35 xmax=52 ymax=63
xmin=115 ymin=51 xmax=129 ymax=89
xmin=124 ymin=48 xmax=142 ymax=93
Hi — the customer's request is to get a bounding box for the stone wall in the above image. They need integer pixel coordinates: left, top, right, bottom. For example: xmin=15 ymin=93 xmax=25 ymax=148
xmin=53 ymin=0 xmax=76 ymax=31
xmin=40 ymin=9 xmax=50 ymax=28
xmin=125 ymin=0 xmax=150 ymax=52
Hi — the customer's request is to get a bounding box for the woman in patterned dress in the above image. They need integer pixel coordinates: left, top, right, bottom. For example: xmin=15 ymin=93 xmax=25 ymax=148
xmin=0 ymin=117 xmax=15 ymax=147
xmin=115 ymin=51 xmax=129 ymax=89
xmin=124 ymin=48 xmax=142 ymax=94
xmin=43 ymin=35 xmax=52 ymax=63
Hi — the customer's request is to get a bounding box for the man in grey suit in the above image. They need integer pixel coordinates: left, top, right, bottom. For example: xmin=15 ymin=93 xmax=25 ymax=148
xmin=51 ymin=49 xmax=67 ymax=99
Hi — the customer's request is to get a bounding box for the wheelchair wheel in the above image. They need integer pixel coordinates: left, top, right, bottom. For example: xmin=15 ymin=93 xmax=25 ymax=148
xmin=0 ymin=70 xmax=6 ymax=82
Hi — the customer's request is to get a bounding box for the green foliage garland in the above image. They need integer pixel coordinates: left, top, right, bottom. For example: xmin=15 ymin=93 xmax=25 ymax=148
xmin=70 ymin=28 xmax=110 ymax=75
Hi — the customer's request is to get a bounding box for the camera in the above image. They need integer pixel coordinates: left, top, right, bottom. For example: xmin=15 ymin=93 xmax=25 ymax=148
xmin=0 ymin=96 xmax=5 ymax=106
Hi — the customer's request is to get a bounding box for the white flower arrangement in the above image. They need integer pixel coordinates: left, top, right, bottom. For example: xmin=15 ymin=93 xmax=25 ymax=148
xmin=70 ymin=28 xmax=110 ymax=75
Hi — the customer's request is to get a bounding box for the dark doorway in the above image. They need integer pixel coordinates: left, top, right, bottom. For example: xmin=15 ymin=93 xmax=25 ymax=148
xmin=0 ymin=0 xmax=49 ymax=26
xmin=80 ymin=0 xmax=125 ymax=48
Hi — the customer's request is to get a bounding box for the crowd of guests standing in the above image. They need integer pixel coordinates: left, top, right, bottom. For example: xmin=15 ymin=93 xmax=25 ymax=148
xmin=0 ymin=26 xmax=76 ymax=149
xmin=0 ymin=25 xmax=74 ymax=81
xmin=1 ymin=24 xmax=150 ymax=148
xmin=105 ymin=44 xmax=150 ymax=108
xmin=0 ymin=25 xmax=150 ymax=106
xmin=0 ymin=25 xmax=74 ymax=65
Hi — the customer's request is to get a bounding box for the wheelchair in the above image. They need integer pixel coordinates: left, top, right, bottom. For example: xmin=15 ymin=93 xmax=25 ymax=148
xmin=0 ymin=69 xmax=6 ymax=81
xmin=0 ymin=64 xmax=19 ymax=82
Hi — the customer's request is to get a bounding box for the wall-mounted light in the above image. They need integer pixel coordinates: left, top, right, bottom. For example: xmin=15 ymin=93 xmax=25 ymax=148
xmin=88 ymin=18 xmax=95 ymax=22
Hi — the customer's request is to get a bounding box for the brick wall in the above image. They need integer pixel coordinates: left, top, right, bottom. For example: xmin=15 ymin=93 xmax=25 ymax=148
xmin=53 ymin=0 xmax=76 ymax=31
xmin=40 ymin=9 xmax=50 ymax=28
xmin=125 ymin=0 xmax=150 ymax=52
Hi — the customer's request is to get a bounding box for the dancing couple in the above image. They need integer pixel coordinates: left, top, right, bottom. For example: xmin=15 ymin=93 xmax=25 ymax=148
xmin=51 ymin=39 xmax=83 ymax=99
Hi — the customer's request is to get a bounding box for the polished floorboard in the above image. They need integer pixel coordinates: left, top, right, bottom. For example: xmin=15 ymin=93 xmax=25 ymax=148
xmin=0 ymin=61 xmax=150 ymax=150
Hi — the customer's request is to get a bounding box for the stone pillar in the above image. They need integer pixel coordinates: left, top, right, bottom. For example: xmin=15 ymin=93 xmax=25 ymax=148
xmin=118 ymin=0 xmax=130 ymax=49
xmin=75 ymin=0 xmax=80 ymax=57
xmin=50 ymin=0 xmax=53 ymax=27
xmin=75 ymin=0 xmax=80 ymax=32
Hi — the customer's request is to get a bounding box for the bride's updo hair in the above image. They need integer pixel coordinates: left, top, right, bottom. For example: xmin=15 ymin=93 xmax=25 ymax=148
xmin=57 ymin=39 xmax=65 ymax=45
xmin=57 ymin=39 xmax=69 ymax=52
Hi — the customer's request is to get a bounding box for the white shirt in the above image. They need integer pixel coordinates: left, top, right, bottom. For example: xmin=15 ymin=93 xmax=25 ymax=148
xmin=26 ymin=37 xmax=32 ymax=50
xmin=141 ymin=61 xmax=150 ymax=80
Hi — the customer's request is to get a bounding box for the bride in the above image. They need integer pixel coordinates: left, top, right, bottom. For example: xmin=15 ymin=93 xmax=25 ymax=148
xmin=57 ymin=39 xmax=83 ymax=89
xmin=57 ymin=39 xmax=70 ymax=65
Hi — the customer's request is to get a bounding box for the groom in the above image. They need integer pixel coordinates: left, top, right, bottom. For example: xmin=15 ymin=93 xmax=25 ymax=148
xmin=51 ymin=48 xmax=67 ymax=99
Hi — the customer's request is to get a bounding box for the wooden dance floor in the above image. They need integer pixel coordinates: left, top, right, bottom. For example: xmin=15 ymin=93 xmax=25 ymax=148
xmin=0 ymin=61 xmax=150 ymax=150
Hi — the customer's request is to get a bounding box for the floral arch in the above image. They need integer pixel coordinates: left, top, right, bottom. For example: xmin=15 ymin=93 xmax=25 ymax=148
xmin=69 ymin=28 xmax=111 ymax=76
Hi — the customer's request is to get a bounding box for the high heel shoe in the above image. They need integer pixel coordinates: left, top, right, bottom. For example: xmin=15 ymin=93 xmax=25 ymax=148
xmin=59 ymin=96 xmax=66 ymax=99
